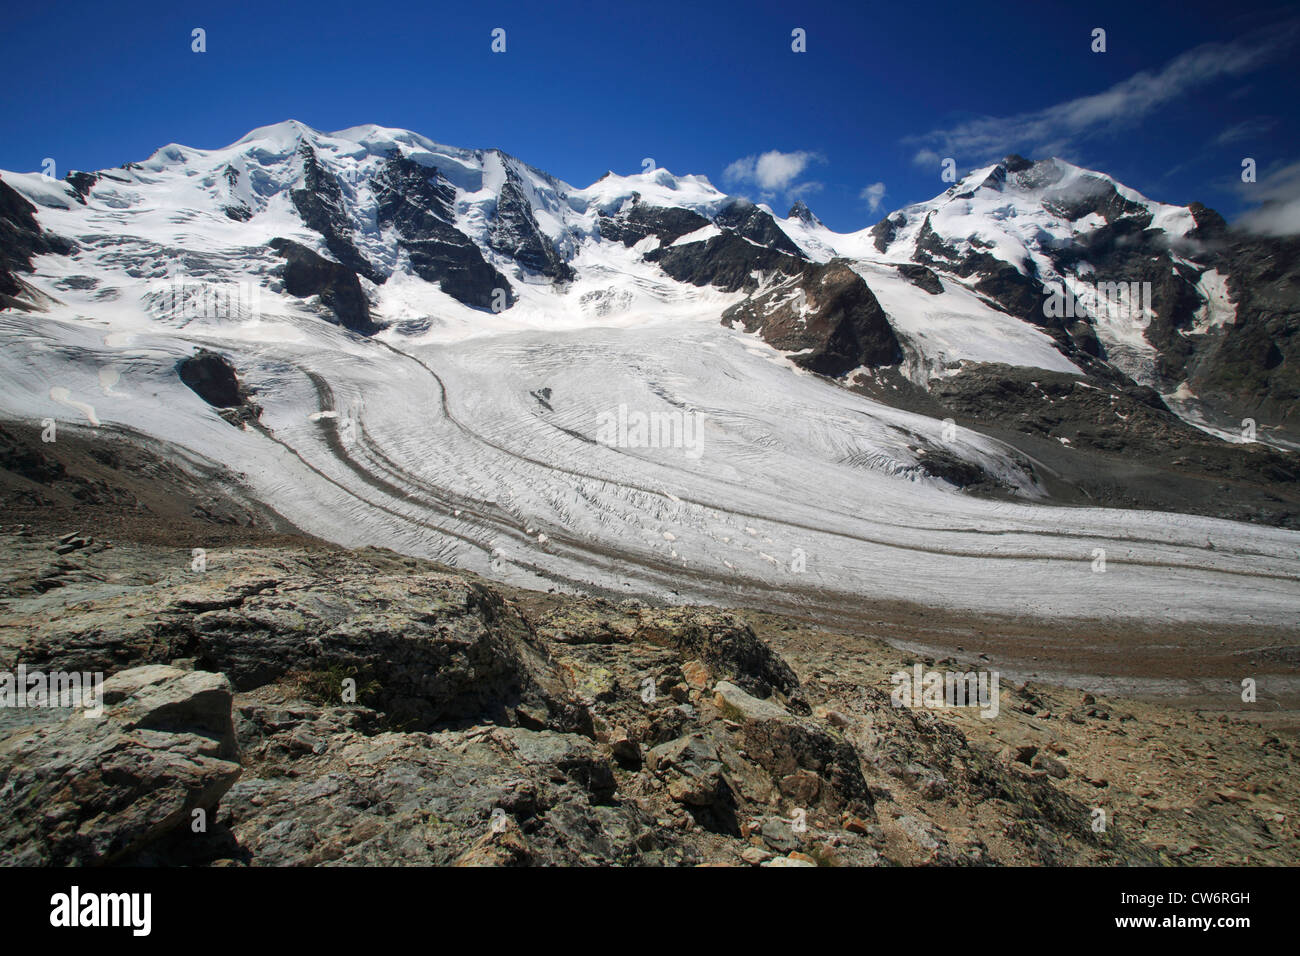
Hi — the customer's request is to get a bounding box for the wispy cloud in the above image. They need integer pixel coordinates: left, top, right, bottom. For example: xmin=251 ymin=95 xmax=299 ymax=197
xmin=911 ymin=148 xmax=942 ymax=169
xmin=723 ymin=149 xmax=824 ymax=196
xmin=904 ymin=23 xmax=1297 ymax=165
xmin=1214 ymin=116 xmax=1277 ymax=146
xmin=787 ymin=180 xmax=824 ymax=199
xmin=1235 ymin=160 xmax=1300 ymax=236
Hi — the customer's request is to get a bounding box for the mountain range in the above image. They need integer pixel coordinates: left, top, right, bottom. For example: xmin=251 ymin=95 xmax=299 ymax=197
xmin=2 ymin=120 xmax=1298 ymax=629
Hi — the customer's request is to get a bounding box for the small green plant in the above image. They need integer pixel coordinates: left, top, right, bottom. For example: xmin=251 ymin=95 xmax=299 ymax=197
xmin=290 ymin=661 xmax=381 ymax=708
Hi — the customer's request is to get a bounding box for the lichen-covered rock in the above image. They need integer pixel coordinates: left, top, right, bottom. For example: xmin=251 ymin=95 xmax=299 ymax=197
xmin=0 ymin=665 xmax=240 ymax=865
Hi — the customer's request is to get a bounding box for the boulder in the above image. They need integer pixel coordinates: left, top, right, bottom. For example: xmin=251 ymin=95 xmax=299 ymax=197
xmin=0 ymin=665 xmax=241 ymax=865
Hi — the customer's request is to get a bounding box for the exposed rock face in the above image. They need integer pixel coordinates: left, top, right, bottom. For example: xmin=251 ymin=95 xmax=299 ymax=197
xmin=290 ymin=143 xmax=382 ymax=284
xmin=1188 ymin=230 xmax=1300 ymax=428
xmin=893 ymin=154 xmax=1298 ymax=437
xmin=268 ymin=237 xmax=378 ymax=334
xmin=648 ymin=230 xmax=805 ymax=293
xmin=372 ymin=152 xmax=516 ymax=310
xmin=176 ymin=350 xmax=262 ymax=427
xmin=640 ymin=198 xmax=812 ymax=294
xmin=721 ymin=260 xmax=903 ymax=375
xmin=598 ymin=196 xmax=710 ymax=247
xmin=914 ymin=362 xmax=1300 ymax=526
xmin=487 ymin=159 xmax=574 ymax=282
xmin=64 ymin=171 xmax=99 ymax=203
xmin=595 ymin=193 xmax=811 ymax=294
xmin=0 ymin=175 xmax=72 ymax=310
xmin=897 ymin=263 xmax=943 ymax=295
xmin=714 ymin=199 xmax=805 ymax=257
xmin=788 ymin=200 xmax=822 ymax=227
xmin=870 ymin=213 xmax=903 ymax=253
xmin=0 ymin=665 xmax=241 ymax=865
xmin=219 ymin=164 xmax=252 ymax=222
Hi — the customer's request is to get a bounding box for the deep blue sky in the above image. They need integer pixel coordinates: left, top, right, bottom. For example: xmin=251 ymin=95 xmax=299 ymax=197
xmin=3 ymin=0 xmax=1297 ymax=232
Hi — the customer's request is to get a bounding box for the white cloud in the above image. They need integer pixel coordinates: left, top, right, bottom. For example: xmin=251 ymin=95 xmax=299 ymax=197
xmin=911 ymin=148 xmax=942 ymax=169
xmin=722 ymin=156 xmax=757 ymax=183
xmin=860 ymin=182 xmax=886 ymax=213
xmin=905 ymin=24 xmax=1297 ymax=164
xmin=723 ymin=149 xmax=824 ymax=195
xmin=1215 ymin=117 xmax=1277 ymax=146
xmin=1236 ymin=160 xmax=1300 ymax=236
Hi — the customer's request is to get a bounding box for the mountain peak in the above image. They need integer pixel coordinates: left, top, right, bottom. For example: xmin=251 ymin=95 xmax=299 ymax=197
xmin=232 ymin=119 xmax=321 ymax=148
xmin=787 ymin=200 xmax=823 ymax=227
xmin=1002 ymin=153 xmax=1034 ymax=173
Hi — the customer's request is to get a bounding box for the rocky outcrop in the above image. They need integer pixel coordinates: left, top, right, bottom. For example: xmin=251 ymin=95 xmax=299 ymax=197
xmin=0 ymin=665 xmax=241 ymax=865
xmin=0 ymin=175 xmax=72 ymax=310
xmin=648 ymin=230 xmax=805 ymax=293
xmin=714 ymin=199 xmax=805 ymax=257
xmin=176 ymin=349 xmax=262 ymax=426
xmin=290 ymin=143 xmax=382 ymax=284
xmin=640 ymin=198 xmax=811 ymax=294
xmin=787 ymin=200 xmax=822 ymax=228
xmin=0 ymin=534 xmax=1252 ymax=866
xmin=486 ymin=159 xmax=574 ymax=282
xmin=721 ymin=260 xmax=903 ymax=375
xmin=219 ymin=164 xmax=252 ymax=222
xmin=870 ymin=213 xmax=903 ymax=253
xmin=897 ymin=263 xmax=943 ymax=294
xmin=1187 ymin=230 xmax=1300 ymax=429
xmin=596 ymin=193 xmax=810 ymax=294
xmin=598 ymin=196 xmax=710 ymax=247
xmin=269 ymin=237 xmax=378 ymax=334
xmin=372 ymin=152 xmax=516 ymax=310
xmin=65 ymin=171 xmax=99 ymax=203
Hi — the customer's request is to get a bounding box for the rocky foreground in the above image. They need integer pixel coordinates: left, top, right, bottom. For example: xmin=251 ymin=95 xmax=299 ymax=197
xmin=1 ymin=530 xmax=1295 ymax=867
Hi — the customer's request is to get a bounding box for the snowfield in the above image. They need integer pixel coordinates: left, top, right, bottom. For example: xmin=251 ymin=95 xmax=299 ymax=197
xmin=2 ymin=122 xmax=1297 ymax=629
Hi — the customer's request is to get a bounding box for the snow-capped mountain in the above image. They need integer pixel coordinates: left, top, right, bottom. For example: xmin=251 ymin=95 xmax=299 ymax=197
xmin=2 ymin=121 xmax=1298 ymax=627
xmin=3 ymin=121 xmax=1292 ymax=430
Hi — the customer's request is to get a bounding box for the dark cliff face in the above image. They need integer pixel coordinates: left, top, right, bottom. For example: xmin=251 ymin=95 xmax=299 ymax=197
xmin=372 ymin=152 xmax=516 ymax=311
xmin=897 ymin=263 xmax=943 ymax=295
xmin=290 ymin=143 xmax=383 ymax=285
xmin=65 ymin=171 xmax=99 ymax=204
xmin=600 ymin=194 xmax=810 ymax=294
xmin=269 ymin=237 xmax=378 ymax=335
xmin=1190 ymin=231 xmax=1300 ymax=426
xmin=219 ymin=164 xmax=253 ymax=222
xmin=648 ymin=231 xmax=806 ymax=293
xmin=487 ymin=159 xmax=574 ymax=283
xmin=721 ymin=260 xmax=902 ymax=375
xmin=598 ymin=196 xmax=711 ymax=248
xmin=787 ymin=200 xmax=822 ymax=227
xmin=714 ymin=199 xmax=805 ymax=258
xmin=0 ymin=175 xmax=73 ymax=309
